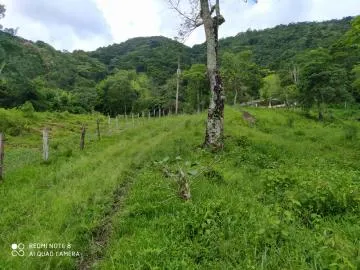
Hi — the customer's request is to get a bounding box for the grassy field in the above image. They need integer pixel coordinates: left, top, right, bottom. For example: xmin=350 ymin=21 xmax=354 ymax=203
xmin=0 ymin=106 xmax=359 ymax=269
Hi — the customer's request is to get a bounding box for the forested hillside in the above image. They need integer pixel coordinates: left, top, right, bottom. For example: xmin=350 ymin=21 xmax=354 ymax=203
xmin=89 ymin=36 xmax=194 ymax=84
xmin=192 ymin=17 xmax=354 ymax=68
xmin=0 ymin=33 xmax=106 ymax=112
xmin=0 ymin=16 xmax=359 ymax=116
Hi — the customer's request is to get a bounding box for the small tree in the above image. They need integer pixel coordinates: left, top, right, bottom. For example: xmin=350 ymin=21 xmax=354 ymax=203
xmin=169 ymin=0 xmax=257 ymax=150
xmin=183 ymin=64 xmax=208 ymax=113
xmin=260 ymin=73 xmax=281 ymax=107
xmin=221 ymin=51 xmax=263 ymax=105
xmin=298 ymin=49 xmax=350 ymax=120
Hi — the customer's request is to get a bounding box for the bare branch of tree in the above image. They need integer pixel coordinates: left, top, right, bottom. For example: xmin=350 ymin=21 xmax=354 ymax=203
xmin=168 ymin=0 xmax=203 ymax=42
xmin=168 ymin=0 xmax=198 ymax=24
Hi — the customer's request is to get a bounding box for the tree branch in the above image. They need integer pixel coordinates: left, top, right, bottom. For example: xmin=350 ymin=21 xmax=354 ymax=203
xmin=168 ymin=0 xmax=203 ymax=41
xmin=168 ymin=0 xmax=198 ymax=25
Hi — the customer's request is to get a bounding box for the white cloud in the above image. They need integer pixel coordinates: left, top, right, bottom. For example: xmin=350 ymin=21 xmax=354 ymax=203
xmin=1 ymin=0 xmax=359 ymax=51
xmin=94 ymin=0 xmax=164 ymax=44
xmin=1 ymin=0 xmax=112 ymax=51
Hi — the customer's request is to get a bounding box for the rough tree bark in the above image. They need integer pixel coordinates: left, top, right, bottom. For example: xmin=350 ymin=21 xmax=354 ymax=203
xmin=201 ymin=0 xmax=225 ymax=149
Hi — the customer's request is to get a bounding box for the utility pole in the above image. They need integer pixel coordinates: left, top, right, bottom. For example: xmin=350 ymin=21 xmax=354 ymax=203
xmin=176 ymin=57 xmax=181 ymax=115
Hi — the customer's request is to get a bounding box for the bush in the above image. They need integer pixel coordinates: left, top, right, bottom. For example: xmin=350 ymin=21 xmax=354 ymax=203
xmin=344 ymin=125 xmax=358 ymax=140
xmin=294 ymin=130 xmax=305 ymax=136
xmin=286 ymin=116 xmax=295 ymax=128
xmin=7 ymin=126 xmax=22 ymax=136
xmin=0 ymin=110 xmax=25 ymax=136
xmin=204 ymin=169 xmax=225 ymax=185
xmin=62 ymin=149 xmax=73 ymax=157
xmin=20 ymin=101 xmax=35 ymax=118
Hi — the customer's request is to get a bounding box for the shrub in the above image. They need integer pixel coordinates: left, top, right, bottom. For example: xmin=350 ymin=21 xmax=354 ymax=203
xmin=7 ymin=126 xmax=22 ymax=136
xmin=294 ymin=130 xmax=305 ymax=136
xmin=62 ymin=149 xmax=73 ymax=157
xmin=286 ymin=116 xmax=295 ymax=128
xmin=344 ymin=124 xmax=358 ymax=141
xmin=0 ymin=110 xmax=25 ymax=136
xmin=204 ymin=169 xmax=225 ymax=185
xmin=20 ymin=101 xmax=35 ymax=118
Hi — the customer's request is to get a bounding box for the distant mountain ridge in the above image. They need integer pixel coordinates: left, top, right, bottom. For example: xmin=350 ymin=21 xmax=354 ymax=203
xmin=0 ymin=16 xmax=356 ymax=111
xmin=192 ymin=17 xmax=354 ymax=69
xmin=88 ymin=36 xmax=194 ymax=84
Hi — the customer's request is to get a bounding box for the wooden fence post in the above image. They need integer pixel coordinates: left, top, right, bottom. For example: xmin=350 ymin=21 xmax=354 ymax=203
xmin=43 ymin=128 xmax=49 ymax=161
xmin=80 ymin=125 xmax=86 ymax=150
xmin=96 ymin=119 xmax=101 ymax=140
xmin=0 ymin=133 xmax=4 ymax=181
xmin=116 ymin=116 xmax=119 ymax=129
xmin=132 ymin=113 xmax=134 ymax=127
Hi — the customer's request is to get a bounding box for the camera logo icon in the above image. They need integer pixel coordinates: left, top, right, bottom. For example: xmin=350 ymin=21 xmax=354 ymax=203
xmin=11 ymin=243 xmax=25 ymax=257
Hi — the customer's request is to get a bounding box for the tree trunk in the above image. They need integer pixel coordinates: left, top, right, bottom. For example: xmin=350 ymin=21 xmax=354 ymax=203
xmin=197 ymin=89 xmax=200 ymax=113
xmin=233 ymin=89 xmax=238 ymax=105
xmin=96 ymin=119 xmax=101 ymax=140
xmin=80 ymin=125 xmax=86 ymax=150
xmin=317 ymin=102 xmax=323 ymax=121
xmin=0 ymin=133 xmax=4 ymax=181
xmin=291 ymin=65 xmax=299 ymax=85
xmin=201 ymin=0 xmax=225 ymax=150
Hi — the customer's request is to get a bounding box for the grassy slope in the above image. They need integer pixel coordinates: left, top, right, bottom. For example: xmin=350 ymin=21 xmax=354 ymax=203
xmin=0 ymin=107 xmax=359 ymax=269
xmin=0 ymin=109 xmax=188 ymax=269
xmin=96 ymin=107 xmax=360 ymax=270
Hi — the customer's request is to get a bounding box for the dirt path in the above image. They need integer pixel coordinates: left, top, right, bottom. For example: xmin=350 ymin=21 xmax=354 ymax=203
xmin=76 ymin=120 xmax=181 ymax=269
xmin=78 ymin=178 xmax=132 ymax=270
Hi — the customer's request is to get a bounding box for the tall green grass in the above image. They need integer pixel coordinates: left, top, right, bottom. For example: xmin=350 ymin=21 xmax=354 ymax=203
xmin=0 ymin=107 xmax=359 ymax=269
xmin=96 ymin=107 xmax=360 ymax=270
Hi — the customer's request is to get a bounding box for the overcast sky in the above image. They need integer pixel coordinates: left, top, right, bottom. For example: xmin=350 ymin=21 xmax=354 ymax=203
xmin=1 ymin=0 xmax=359 ymax=51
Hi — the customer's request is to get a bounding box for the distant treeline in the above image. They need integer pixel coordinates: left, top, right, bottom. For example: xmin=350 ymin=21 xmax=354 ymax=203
xmin=0 ymin=16 xmax=359 ymax=116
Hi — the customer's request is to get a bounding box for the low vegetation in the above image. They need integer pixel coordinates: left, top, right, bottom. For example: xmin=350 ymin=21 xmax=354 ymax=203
xmin=0 ymin=106 xmax=359 ymax=269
